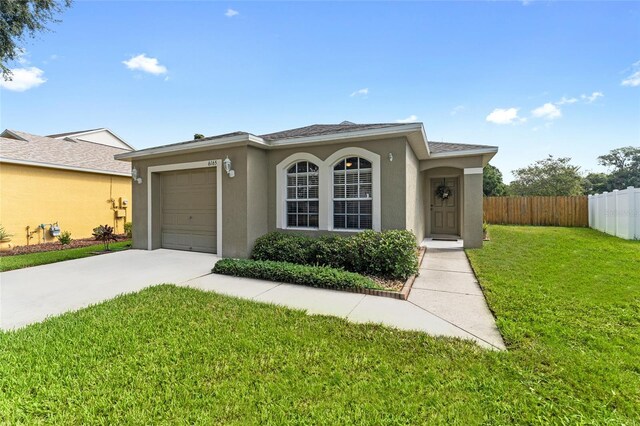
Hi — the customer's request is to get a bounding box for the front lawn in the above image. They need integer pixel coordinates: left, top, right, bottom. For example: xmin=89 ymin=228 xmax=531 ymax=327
xmin=0 ymin=241 xmax=131 ymax=272
xmin=0 ymin=226 xmax=638 ymax=423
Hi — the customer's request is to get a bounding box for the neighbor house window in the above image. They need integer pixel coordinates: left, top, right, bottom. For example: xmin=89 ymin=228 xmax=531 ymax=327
xmin=286 ymin=161 xmax=319 ymax=228
xmin=333 ymin=157 xmax=372 ymax=229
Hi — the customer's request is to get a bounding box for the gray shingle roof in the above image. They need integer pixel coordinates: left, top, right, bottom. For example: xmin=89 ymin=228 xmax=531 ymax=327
xmin=259 ymin=122 xmax=408 ymax=142
xmin=428 ymin=141 xmax=498 ymax=154
xmin=0 ymin=130 xmax=132 ymax=175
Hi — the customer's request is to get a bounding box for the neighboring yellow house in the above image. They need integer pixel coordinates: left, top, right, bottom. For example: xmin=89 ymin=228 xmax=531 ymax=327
xmin=0 ymin=128 xmax=133 ymax=249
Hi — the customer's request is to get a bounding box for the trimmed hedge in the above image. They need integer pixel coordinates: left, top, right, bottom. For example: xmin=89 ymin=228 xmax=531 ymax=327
xmin=251 ymin=230 xmax=419 ymax=280
xmin=212 ymin=258 xmax=382 ymax=290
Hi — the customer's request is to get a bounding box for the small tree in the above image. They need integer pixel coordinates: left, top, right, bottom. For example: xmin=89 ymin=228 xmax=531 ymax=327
xmin=483 ymin=164 xmax=507 ymax=196
xmin=194 ymin=133 xmax=205 ymax=140
xmin=92 ymin=224 xmax=118 ymax=251
xmin=509 ymin=155 xmax=584 ymax=196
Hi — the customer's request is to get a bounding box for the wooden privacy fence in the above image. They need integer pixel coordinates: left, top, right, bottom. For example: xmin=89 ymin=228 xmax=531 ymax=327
xmin=483 ymin=196 xmax=589 ymax=227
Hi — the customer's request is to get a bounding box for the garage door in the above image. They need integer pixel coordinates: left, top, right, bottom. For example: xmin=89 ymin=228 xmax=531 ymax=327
xmin=161 ymin=168 xmax=217 ymax=253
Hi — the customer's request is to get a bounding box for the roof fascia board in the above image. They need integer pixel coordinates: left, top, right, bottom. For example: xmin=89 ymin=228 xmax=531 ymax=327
xmin=0 ymin=157 xmax=131 ymax=177
xmin=114 ymin=134 xmax=267 ymax=161
xmin=428 ymin=148 xmax=499 ymax=159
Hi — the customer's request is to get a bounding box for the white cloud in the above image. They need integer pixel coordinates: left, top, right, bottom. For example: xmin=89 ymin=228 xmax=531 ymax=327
xmin=557 ymin=96 xmax=578 ymax=105
xmin=225 ymin=8 xmax=239 ymax=17
xmin=122 ymin=54 xmax=167 ymax=75
xmin=622 ymin=60 xmax=640 ymax=87
xmin=532 ymin=102 xmax=562 ymax=120
xmin=485 ymin=108 xmax=523 ymax=125
xmin=350 ymin=88 xmax=368 ymax=97
xmin=450 ymin=105 xmax=465 ymax=116
xmin=581 ymin=91 xmax=604 ymax=103
xmin=0 ymin=67 xmax=47 ymax=91
xmin=396 ymin=114 xmax=418 ymax=123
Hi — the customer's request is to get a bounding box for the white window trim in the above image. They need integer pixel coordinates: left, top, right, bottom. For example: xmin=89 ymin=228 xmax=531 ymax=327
xmin=326 ymin=148 xmax=381 ymax=232
xmin=276 ymin=153 xmax=325 ymax=230
xmin=147 ymin=160 xmax=223 ymax=256
xmin=275 ymin=148 xmax=381 ymax=232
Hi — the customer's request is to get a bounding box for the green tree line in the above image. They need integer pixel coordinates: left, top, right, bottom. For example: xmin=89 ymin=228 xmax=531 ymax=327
xmin=484 ymin=146 xmax=640 ymax=196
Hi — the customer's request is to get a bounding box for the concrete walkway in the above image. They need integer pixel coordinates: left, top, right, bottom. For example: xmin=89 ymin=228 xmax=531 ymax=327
xmin=184 ymin=241 xmax=505 ymax=350
xmin=411 ymin=238 xmax=506 ymax=349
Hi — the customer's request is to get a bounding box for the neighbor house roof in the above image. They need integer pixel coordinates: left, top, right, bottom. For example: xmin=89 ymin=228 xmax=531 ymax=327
xmin=0 ymin=129 xmax=132 ymax=176
xmin=115 ymin=121 xmax=498 ymax=162
xmin=46 ymin=127 xmax=135 ymax=150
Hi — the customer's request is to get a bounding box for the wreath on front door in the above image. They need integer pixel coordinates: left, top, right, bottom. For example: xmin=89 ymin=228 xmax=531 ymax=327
xmin=435 ymin=184 xmax=452 ymax=200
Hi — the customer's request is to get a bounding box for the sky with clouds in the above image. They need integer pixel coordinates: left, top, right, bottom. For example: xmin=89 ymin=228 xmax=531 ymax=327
xmin=1 ymin=1 xmax=639 ymax=181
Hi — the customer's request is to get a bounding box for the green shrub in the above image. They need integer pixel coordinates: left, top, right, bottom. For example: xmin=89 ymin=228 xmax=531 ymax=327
xmin=251 ymin=232 xmax=316 ymax=264
xmin=251 ymin=230 xmax=418 ymax=280
xmin=213 ymin=258 xmax=381 ymax=290
xmin=124 ymin=222 xmax=132 ymax=238
xmin=57 ymin=231 xmax=72 ymax=245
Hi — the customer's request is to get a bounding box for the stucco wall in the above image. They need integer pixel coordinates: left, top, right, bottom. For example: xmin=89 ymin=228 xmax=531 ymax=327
xmin=420 ymin=155 xmax=485 ymax=248
xmin=266 ymin=137 xmax=408 ymax=233
xmin=462 ymin=172 xmax=484 ymax=248
xmin=0 ymin=163 xmax=131 ymax=248
xmin=405 ymin=142 xmax=425 ymax=242
xmin=131 ymin=145 xmax=251 ymax=258
xmin=246 ymin=146 xmax=269 ymax=254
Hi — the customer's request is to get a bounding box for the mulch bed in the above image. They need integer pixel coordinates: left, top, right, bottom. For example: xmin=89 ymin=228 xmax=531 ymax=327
xmin=0 ymin=237 xmax=129 ymax=257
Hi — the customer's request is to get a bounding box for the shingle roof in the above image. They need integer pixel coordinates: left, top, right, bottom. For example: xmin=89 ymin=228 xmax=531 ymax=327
xmin=0 ymin=130 xmax=131 ymax=175
xmin=428 ymin=141 xmax=498 ymax=154
xmin=259 ymin=122 xmax=408 ymax=142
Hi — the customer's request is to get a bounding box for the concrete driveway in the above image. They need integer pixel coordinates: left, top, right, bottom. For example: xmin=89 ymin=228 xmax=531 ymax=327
xmin=0 ymin=249 xmax=215 ymax=330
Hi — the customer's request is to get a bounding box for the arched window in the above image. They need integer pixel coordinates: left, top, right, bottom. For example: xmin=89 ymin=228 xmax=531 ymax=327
xmin=333 ymin=157 xmax=372 ymax=229
xmin=286 ymin=161 xmax=319 ymax=228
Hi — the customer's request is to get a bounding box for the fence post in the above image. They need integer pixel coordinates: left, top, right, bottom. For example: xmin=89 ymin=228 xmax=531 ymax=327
xmin=628 ymin=186 xmax=637 ymax=239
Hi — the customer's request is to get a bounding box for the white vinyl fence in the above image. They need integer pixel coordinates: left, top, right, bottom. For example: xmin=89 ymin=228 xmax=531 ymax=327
xmin=588 ymin=187 xmax=640 ymax=240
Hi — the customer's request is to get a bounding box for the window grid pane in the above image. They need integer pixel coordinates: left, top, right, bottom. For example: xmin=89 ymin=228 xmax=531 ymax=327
xmin=286 ymin=161 xmax=319 ymax=228
xmin=333 ymin=157 xmax=373 ymax=230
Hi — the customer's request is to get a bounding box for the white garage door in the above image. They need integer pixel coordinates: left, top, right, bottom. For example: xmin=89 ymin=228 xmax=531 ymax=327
xmin=161 ymin=168 xmax=217 ymax=253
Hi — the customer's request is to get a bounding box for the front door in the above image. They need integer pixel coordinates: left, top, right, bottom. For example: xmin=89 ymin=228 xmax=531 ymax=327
xmin=430 ymin=177 xmax=459 ymax=236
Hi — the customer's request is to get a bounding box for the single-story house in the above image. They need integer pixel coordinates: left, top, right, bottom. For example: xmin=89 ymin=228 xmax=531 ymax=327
xmin=0 ymin=128 xmax=134 ymax=248
xmin=115 ymin=121 xmax=497 ymax=257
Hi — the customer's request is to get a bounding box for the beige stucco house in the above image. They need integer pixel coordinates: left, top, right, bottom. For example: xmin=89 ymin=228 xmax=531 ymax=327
xmin=115 ymin=122 xmax=497 ymax=258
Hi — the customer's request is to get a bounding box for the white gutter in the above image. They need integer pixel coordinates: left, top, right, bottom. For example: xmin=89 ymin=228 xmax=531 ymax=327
xmin=0 ymin=157 xmax=131 ymax=177
xmin=428 ymin=147 xmax=498 ymax=159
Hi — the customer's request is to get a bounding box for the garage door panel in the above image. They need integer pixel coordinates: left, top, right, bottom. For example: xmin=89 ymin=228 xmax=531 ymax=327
xmin=161 ymin=168 xmax=217 ymax=253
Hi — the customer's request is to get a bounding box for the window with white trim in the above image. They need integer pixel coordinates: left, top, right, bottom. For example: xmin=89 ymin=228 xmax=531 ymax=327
xmin=333 ymin=157 xmax=373 ymax=229
xmin=286 ymin=161 xmax=319 ymax=228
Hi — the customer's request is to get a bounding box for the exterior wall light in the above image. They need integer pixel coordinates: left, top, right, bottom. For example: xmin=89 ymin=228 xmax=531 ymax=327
xmin=131 ymin=167 xmax=143 ymax=184
xmin=223 ymin=156 xmax=235 ymax=178
xmin=388 ymin=153 xmax=394 ymax=162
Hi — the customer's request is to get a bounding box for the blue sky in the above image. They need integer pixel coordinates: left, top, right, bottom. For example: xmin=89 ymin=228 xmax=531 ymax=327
xmin=1 ymin=1 xmax=639 ymax=181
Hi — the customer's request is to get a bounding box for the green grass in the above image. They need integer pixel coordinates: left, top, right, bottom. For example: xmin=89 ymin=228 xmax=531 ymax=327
xmin=0 ymin=241 xmax=131 ymax=272
xmin=0 ymin=226 xmax=638 ymax=424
